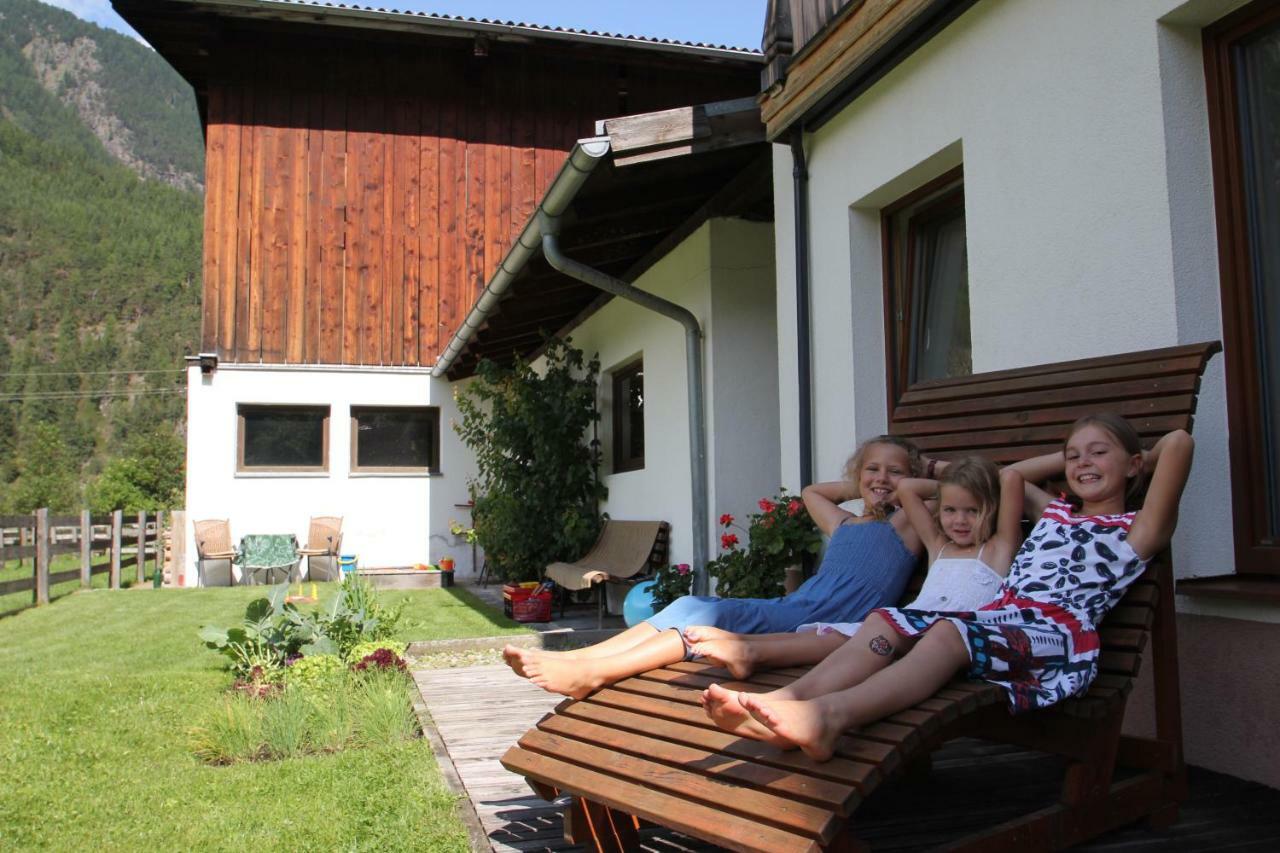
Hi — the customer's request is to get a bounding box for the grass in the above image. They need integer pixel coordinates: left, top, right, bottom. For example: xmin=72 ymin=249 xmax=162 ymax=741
xmin=0 ymin=583 xmax=530 ymax=850
xmin=0 ymin=554 xmax=118 ymax=615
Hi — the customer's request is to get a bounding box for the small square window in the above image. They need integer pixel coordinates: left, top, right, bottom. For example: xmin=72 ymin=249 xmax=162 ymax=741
xmin=612 ymin=360 xmax=644 ymax=473
xmin=237 ymin=405 xmax=329 ymax=472
xmin=883 ymin=169 xmax=970 ymax=406
xmin=350 ymin=406 xmax=440 ymax=473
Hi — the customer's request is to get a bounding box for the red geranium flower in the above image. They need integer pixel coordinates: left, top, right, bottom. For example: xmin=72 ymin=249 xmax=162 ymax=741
xmin=787 ymin=499 xmax=804 ymax=516
xmin=719 ymin=513 xmax=734 ymax=527
xmin=675 ymin=563 xmax=691 ymax=576
xmin=758 ymin=498 xmax=776 ymax=513
xmin=720 ymin=533 xmax=739 ymax=550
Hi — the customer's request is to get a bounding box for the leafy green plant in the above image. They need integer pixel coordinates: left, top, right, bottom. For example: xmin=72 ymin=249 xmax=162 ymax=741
xmin=198 ymin=579 xmax=405 ymax=679
xmin=316 ymin=577 xmax=405 ymax=658
xmin=650 ymin=562 xmax=692 ymax=611
xmin=454 ymin=337 xmax=607 ymax=583
xmin=707 ymin=492 xmax=821 ymax=600
xmin=283 ymin=654 xmax=345 ymax=691
xmin=197 ymin=586 xmax=295 ymax=681
xmin=347 ymin=639 xmax=408 ymax=663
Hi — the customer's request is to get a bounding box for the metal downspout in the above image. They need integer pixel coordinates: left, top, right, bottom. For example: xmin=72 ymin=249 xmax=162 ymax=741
xmin=539 ymin=214 xmax=712 ymax=596
xmin=791 ymin=127 xmax=814 ymax=490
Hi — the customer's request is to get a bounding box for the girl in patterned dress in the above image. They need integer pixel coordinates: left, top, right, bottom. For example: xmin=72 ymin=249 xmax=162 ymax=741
xmin=703 ymin=415 xmax=1194 ymax=762
xmin=689 ymin=456 xmax=1022 ymax=683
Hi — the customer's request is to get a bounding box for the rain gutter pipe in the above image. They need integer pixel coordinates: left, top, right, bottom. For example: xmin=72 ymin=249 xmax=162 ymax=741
xmin=432 ymin=135 xmax=711 ymax=595
xmin=539 ymin=214 xmax=711 ymax=596
xmin=791 ymin=127 xmax=814 ymax=491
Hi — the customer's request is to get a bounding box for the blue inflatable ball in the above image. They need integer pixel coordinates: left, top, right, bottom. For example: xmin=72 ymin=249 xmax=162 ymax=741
xmin=623 ymin=579 xmax=658 ymax=627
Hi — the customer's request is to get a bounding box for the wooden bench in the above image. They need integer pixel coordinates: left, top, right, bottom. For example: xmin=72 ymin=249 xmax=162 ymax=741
xmin=502 ymin=342 xmax=1220 ymax=851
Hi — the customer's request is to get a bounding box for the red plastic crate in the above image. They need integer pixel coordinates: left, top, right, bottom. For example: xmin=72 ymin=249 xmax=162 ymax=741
xmin=503 ymin=582 xmax=553 ymax=623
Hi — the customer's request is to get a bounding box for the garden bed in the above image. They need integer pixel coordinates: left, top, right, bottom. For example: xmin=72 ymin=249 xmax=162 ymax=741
xmin=0 ymin=582 xmax=526 ymax=849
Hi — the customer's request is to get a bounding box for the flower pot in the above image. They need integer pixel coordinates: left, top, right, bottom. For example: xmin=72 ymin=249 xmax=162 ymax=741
xmin=783 ymin=564 xmax=804 ymax=595
xmin=439 ymin=556 xmax=455 ymax=572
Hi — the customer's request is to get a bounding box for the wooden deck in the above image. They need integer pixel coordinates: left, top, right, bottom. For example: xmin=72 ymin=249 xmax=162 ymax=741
xmin=413 ymin=663 xmax=1280 ymax=851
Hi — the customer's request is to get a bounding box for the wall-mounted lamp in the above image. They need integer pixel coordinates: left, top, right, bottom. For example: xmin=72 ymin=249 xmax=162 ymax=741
xmin=185 ymin=352 xmax=219 ymax=375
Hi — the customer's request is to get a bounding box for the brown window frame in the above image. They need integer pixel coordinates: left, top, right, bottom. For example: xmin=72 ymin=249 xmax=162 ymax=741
xmin=612 ymin=359 xmax=645 ymax=474
xmin=1205 ymin=0 xmax=1280 ymax=576
xmin=349 ymin=405 xmax=441 ymax=475
xmin=236 ymin=404 xmax=330 ymax=473
xmin=881 ymin=166 xmax=968 ymax=412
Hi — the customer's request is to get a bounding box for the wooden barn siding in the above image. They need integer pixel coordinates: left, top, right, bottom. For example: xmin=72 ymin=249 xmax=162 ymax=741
xmin=200 ymin=46 xmax=749 ymax=366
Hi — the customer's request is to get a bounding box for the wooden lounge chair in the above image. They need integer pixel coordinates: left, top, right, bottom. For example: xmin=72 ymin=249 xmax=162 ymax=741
xmin=545 ymin=520 xmax=670 ymax=629
xmin=193 ymin=518 xmax=237 ymax=587
xmin=297 ymin=516 xmax=343 ymax=581
xmin=501 ymin=341 xmax=1220 ymax=851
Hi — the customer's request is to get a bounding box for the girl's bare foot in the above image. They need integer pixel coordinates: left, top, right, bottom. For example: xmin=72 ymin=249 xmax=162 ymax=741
xmin=689 ymin=638 xmax=758 ymax=679
xmin=522 ymin=655 xmax=603 ymax=700
xmin=683 ymin=625 xmax=735 ymax=644
xmin=503 ymin=644 xmax=538 ymax=678
xmin=701 ymin=684 xmax=794 ymax=746
xmin=739 ymin=692 xmax=843 ymax=762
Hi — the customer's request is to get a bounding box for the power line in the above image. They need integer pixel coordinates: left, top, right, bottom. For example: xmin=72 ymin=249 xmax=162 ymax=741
xmin=0 ymin=368 xmax=185 ymax=378
xmin=0 ymin=388 xmax=185 ymax=403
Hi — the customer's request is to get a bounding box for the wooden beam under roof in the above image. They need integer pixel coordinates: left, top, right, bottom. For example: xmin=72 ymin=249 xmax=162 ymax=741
xmin=600 ymin=97 xmax=765 ymax=167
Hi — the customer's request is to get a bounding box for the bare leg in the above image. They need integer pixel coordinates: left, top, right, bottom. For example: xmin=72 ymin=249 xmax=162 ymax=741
xmin=742 ymin=622 xmax=970 ymax=761
xmin=747 ymin=613 xmax=916 ymax=702
xmin=691 ymin=631 xmax=847 ymax=680
xmin=515 ymin=629 xmax=687 ymax=699
xmin=503 ymin=622 xmax=661 ymax=675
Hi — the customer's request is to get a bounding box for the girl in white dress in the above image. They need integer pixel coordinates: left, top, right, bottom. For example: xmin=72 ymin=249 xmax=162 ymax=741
xmin=690 ymin=456 xmax=1023 ymax=682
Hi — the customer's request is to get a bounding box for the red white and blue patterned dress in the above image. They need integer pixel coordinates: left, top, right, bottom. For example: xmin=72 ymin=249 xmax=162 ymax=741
xmin=872 ymin=499 xmax=1148 ymax=713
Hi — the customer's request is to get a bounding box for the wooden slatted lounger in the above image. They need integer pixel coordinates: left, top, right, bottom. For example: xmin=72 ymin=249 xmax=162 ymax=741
xmin=502 ymin=341 xmax=1220 ymax=852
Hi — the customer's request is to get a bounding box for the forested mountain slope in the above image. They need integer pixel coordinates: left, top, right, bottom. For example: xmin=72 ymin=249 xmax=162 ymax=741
xmin=0 ymin=0 xmax=204 ymax=511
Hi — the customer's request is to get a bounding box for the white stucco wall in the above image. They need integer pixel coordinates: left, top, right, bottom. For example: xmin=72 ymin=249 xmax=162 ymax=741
xmin=183 ymin=365 xmax=477 ymax=584
xmin=558 ymin=217 xmax=780 ymax=568
xmin=773 ymin=0 xmax=1251 ymax=605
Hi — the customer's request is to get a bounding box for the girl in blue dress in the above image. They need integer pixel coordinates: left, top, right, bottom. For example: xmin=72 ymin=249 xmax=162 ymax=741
xmin=502 ymin=435 xmax=929 ymax=699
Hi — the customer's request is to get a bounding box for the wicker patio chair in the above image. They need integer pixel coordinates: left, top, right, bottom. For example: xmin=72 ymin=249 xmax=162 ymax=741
xmin=193 ymin=518 xmax=237 ymax=587
xmin=297 ymin=516 xmax=343 ymax=581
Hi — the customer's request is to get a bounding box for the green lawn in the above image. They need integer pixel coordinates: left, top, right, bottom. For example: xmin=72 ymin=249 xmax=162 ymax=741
xmin=0 ymin=584 xmax=529 ymax=850
xmin=0 ymin=554 xmax=118 ymax=615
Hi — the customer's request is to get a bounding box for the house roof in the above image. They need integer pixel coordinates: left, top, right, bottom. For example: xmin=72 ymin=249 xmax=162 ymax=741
xmin=213 ymin=0 xmax=763 ymax=56
xmin=437 ymin=97 xmax=771 ymax=380
xmin=113 ymin=0 xmax=763 ymax=65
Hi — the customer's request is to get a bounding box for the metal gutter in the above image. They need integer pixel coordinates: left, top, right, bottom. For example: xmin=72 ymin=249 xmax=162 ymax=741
xmin=431 ymin=137 xmax=611 ymax=378
xmin=790 ymin=128 xmax=814 ymax=492
xmin=167 ymin=0 xmax=764 ymax=62
xmin=539 ymin=218 xmax=710 ymax=597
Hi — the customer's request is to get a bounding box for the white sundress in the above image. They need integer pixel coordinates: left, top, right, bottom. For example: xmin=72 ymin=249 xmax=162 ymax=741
xmin=797 ymin=543 xmax=1004 ymax=637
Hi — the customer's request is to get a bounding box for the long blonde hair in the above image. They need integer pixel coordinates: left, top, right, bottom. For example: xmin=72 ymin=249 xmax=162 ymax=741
xmin=843 ymin=435 xmax=923 ymax=497
xmin=935 ymin=456 xmax=1001 ymax=544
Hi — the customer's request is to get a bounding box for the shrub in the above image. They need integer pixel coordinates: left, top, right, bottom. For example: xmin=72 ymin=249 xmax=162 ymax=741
xmin=454 ymin=337 xmax=607 ymax=583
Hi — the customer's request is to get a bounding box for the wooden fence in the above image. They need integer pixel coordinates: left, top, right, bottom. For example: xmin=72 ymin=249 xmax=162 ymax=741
xmin=0 ymin=510 xmax=170 ymax=615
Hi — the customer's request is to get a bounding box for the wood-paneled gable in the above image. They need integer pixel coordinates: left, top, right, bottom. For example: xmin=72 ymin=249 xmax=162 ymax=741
xmin=200 ymin=36 xmax=754 ymax=366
